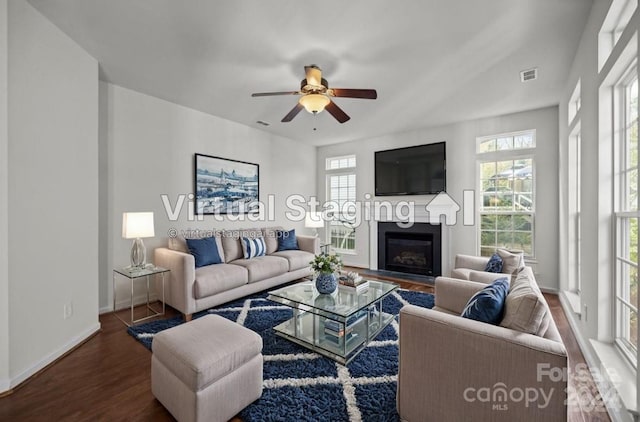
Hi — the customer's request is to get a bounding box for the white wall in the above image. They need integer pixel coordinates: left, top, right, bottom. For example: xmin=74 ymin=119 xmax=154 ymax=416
xmin=0 ymin=0 xmax=9 ymax=391
xmin=559 ymin=1 xmax=638 ymax=419
xmin=100 ymin=83 xmax=316 ymax=311
xmin=7 ymin=0 xmax=99 ymax=387
xmin=559 ymin=0 xmax=616 ymax=340
xmin=317 ymin=106 xmax=560 ymax=290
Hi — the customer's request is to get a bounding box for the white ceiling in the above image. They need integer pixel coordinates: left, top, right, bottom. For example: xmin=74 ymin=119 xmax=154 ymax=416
xmin=27 ymin=0 xmax=593 ymax=146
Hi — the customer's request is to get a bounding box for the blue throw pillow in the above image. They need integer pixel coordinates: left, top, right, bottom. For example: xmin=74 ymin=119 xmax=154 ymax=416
xmin=186 ymin=237 xmax=222 ymax=268
xmin=242 ymin=236 xmax=266 ymax=259
xmin=484 ymin=253 xmax=503 ymax=273
xmin=277 ymin=229 xmax=299 ymax=251
xmin=461 ymin=277 xmax=510 ymax=325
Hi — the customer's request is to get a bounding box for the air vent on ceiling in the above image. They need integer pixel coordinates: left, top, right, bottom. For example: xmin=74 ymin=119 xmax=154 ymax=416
xmin=520 ymin=68 xmax=538 ymax=82
xmin=256 ymin=120 xmax=270 ymax=126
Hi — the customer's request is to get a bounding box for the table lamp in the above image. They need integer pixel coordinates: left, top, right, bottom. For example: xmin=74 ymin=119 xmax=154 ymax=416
xmin=305 ymin=211 xmax=324 ymax=238
xmin=122 ymin=212 xmax=155 ymax=268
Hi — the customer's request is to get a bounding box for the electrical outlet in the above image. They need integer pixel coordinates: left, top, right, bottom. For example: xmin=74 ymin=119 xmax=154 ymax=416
xmin=63 ymin=302 xmax=73 ymax=320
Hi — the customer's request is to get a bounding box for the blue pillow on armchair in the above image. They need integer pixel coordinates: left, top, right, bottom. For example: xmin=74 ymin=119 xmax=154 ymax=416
xmin=461 ymin=277 xmax=510 ymax=325
xmin=484 ymin=253 xmax=503 ymax=273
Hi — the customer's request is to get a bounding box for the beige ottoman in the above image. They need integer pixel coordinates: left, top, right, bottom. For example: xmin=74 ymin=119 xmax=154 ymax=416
xmin=151 ymin=314 xmax=263 ymax=422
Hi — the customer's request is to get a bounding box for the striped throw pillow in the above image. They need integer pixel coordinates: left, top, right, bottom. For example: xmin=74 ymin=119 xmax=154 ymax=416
xmin=241 ymin=236 xmax=266 ymax=259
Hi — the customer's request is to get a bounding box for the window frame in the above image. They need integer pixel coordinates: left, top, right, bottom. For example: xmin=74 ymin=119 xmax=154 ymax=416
xmin=476 ymin=130 xmax=536 ymax=259
xmin=615 ymin=214 xmax=638 ymax=365
xmin=325 ymin=155 xmax=356 ymax=171
xmin=598 ymin=0 xmax=638 ymax=71
xmin=613 ymin=0 xmax=637 ymax=46
xmin=614 ymin=64 xmax=639 ymax=364
xmin=568 ymin=124 xmax=582 ymax=294
xmin=325 ymin=155 xmax=357 ymax=254
xmin=568 ymin=80 xmax=581 ymax=124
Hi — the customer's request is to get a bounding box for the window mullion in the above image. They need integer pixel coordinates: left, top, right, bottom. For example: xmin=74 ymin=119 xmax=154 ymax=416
xmin=616 ymin=296 xmax=638 ymax=313
xmin=617 ymin=255 xmax=639 ymax=267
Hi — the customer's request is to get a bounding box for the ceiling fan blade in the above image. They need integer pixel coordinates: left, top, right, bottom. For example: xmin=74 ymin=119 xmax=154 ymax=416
xmin=251 ymin=91 xmax=299 ymax=97
xmin=325 ymin=100 xmax=350 ymax=123
xmin=304 ymin=65 xmax=323 ymax=87
xmin=281 ymin=103 xmax=304 ymax=122
xmin=330 ymin=88 xmax=377 ymax=99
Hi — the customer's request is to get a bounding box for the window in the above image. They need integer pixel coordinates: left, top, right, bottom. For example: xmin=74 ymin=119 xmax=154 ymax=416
xmin=599 ymin=0 xmax=638 ymax=71
xmin=615 ymin=67 xmax=638 ymax=361
xmin=612 ymin=0 xmax=637 ymax=46
xmin=477 ymin=131 xmax=535 ymax=257
xmin=568 ymin=126 xmax=582 ymax=293
xmin=568 ymin=80 xmax=583 ymax=293
xmin=477 ymin=132 xmax=535 ymax=153
xmin=326 ymin=155 xmax=356 ymax=252
xmin=568 ymin=80 xmax=581 ymax=124
xmin=326 ymin=155 xmax=356 ymax=170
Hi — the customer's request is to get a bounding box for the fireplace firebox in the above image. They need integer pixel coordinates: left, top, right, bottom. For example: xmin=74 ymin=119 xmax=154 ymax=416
xmin=377 ymin=222 xmax=441 ymax=277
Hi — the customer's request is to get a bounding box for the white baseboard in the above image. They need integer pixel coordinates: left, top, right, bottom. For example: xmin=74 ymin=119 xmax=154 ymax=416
xmin=561 ymin=290 xmax=582 ymax=316
xmin=539 ymin=286 xmax=559 ymax=294
xmin=8 ymin=322 xmax=101 ymax=391
xmin=0 ymin=378 xmax=9 ymax=393
xmin=99 ymin=292 xmax=160 ymax=314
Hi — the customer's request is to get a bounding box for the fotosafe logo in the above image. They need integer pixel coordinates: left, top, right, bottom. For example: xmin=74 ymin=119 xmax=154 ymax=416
xmin=538 ymin=363 xmax=623 ymax=413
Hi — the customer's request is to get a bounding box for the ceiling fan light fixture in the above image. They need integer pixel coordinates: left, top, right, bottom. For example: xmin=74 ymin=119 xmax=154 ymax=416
xmin=299 ymin=94 xmax=330 ymax=114
xmin=251 ymin=65 xmax=376 ymax=123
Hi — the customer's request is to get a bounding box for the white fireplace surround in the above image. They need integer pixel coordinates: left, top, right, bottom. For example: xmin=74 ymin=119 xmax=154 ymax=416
xmin=366 ymin=202 xmax=452 ymax=277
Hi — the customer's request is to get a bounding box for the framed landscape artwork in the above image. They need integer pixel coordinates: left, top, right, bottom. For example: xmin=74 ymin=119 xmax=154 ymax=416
xmin=194 ymin=153 xmax=260 ymax=214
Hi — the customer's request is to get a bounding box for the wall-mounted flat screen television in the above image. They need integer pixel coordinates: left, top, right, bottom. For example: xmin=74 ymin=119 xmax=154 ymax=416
xmin=375 ymin=142 xmax=446 ymax=196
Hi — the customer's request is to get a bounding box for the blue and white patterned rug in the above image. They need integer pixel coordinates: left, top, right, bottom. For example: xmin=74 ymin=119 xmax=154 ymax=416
xmin=128 ymin=288 xmax=434 ymax=422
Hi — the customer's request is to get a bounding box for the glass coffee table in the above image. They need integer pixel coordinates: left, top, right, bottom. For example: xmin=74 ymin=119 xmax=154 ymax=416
xmin=267 ymin=280 xmax=399 ymax=364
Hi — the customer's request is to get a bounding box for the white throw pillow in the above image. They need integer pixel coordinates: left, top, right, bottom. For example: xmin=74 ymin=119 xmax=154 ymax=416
xmin=241 ymin=236 xmax=266 ymax=259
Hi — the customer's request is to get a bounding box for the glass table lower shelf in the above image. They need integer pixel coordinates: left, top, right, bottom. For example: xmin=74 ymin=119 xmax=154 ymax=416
xmin=273 ymin=310 xmax=395 ymax=364
xmin=268 ymin=280 xmax=398 ymax=365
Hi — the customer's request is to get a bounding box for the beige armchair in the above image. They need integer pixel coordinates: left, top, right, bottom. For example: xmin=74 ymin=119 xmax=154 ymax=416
xmin=397 ymin=275 xmax=567 ymax=421
xmin=451 ymin=252 xmax=523 ymax=284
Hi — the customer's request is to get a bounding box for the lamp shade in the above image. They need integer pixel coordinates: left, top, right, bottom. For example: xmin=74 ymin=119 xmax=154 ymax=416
xmin=122 ymin=212 xmax=155 ymax=239
xmin=299 ymin=94 xmax=330 ymax=114
xmin=305 ymin=211 xmax=325 ymax=228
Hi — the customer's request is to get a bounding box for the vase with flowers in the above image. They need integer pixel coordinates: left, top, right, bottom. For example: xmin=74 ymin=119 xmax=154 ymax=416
xmin=310 ymin=252 xmax=343 ymax=294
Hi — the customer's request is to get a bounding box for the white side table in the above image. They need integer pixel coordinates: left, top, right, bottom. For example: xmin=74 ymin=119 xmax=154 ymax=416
xmin=113 ymin=265 xmax=169 ymax=326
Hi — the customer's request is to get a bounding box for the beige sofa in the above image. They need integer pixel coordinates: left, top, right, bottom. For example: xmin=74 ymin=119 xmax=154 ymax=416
xmin=155 ymin=227 xmax=319 ymax=320
xmin=397 ymin=267 xmax=568 ymax=421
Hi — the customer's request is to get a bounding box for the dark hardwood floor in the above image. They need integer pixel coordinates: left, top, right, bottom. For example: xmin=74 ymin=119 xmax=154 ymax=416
xmin=0 ymin=273 xmax=611 ymax=421
xmin=545 ymin=292 xmax=612 ymax=422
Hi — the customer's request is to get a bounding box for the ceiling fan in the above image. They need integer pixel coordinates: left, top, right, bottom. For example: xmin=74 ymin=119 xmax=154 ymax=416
xmin=251 ymin=65 xmax=377 ymax=124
